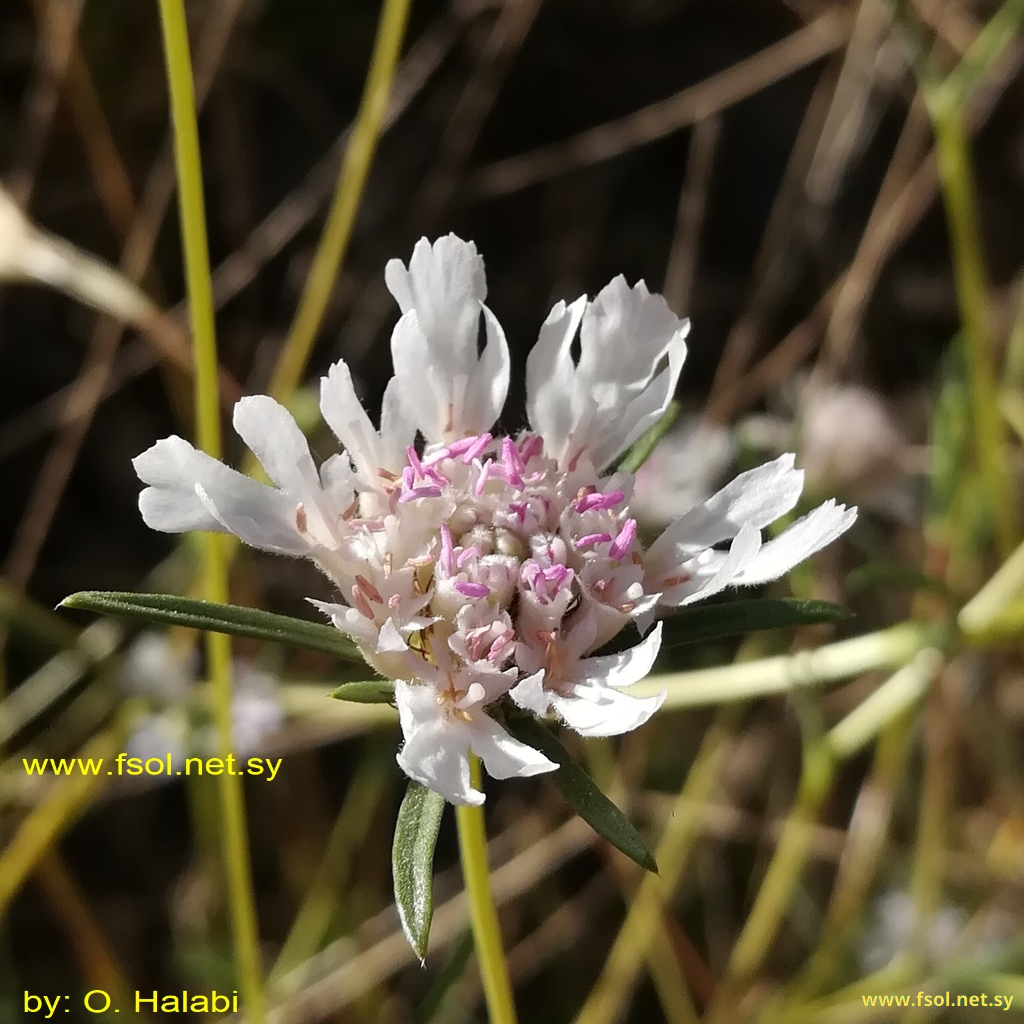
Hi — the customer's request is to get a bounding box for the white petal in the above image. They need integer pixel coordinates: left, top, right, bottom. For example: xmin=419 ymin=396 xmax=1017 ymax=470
xmin=319 ymin=360 xmax=386 ymax=485
xmin=645 ymin=454 xmax=804 ymax=574
xmin=582 ymin=622 xmax=662 ymax=689
xmin=525 ymin=296 xmax=586 ymax=450
xmin=395 ymin=680 xmax=481 ymax=805
xmin=387 ymin=236 xmax=509 ymax=440
xmin=233 ymin=395 xmax=319 ymax=498
xmin=528 ymin=276 xmax=690 ymax=468
xmin=134 ymin=436 xmax=228 ymax=532
xmin=677 ymin=520 xmax=763 ymax=605
xmin=385 ymin=235 xmax=486 ymax=370
xmin=466 ymin=305 xmax=511 ymax=436
xmin=379 ymin=374 xmax=417 ymax=470
xmin=552 ymin=684 xmax=665 ymax=738
xmin=307 ymin=599 xmax=377 ymax=647
xmin=732 ymin=500 xmax=857 ymax=586
xmin=134 ymin=436 xmax=304 ymax=553
xmin=508 ymin=669 xmax=551 ymax=716
xmin=470 ymin=713 xmax=558 ymax=779
xmin=390 ymin=311 xmax=446 ymax=441
xmin=376 ymin=617 xmax=408 ymax=654
xmin=703 ymin=454 xmax=804 ymax=532
xmin=588 ymin=329 xmax=687 ymax=469
xmin=319 ymin=453 xmax=356 ymax=508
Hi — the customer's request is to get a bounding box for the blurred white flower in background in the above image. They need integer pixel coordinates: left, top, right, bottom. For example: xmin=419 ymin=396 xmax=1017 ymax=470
xmin=856 ymin=888 xmax=1017 ymax=973
xmin=120 ymin=631 xmax=284 ymax=763
xmin=630 ymin=415 xmax=734 ymax=528
xmin=799 ymin=382 xmax=918 ymax=499
xmin=135 ymin=235 xmax=856 ymax=805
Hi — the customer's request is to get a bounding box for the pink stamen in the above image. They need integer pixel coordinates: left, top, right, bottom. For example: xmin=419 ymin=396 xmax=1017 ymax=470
xmin=348 ymin=518 xmax=386 ymax=531
xmin=501 ymin=437 xmax=525 ymax=487
xmin=474 ymin=460 xmax=494 ymax=496
xmin=609 ymin=518 xmax=638 ymax=561
xmin=487 ymin=629 xmax=515 ymax=661
xmin=544 ymin=565 xmax=573 ymax=589
xmin=518 ymin=434 xmax=543 ymax=462
xmin=405 ymin=445 xmax=423 ymax=476
xmin=354 ymin=574 xmax=383 ymax=604
xmin=578 ymin=532 xmax=613 ymax=549
xmin=445 ymin=435 xmax=480 ymax=458
xmin=421 ymin=445 xmax=452 ymax=467
xmin=521 ymin=562 xmax=542 ymax=589
xmin=461 ymin=433 xmax=493 ymax=464
xmin=389 ymin=594 xmax=401 ymax=609
xmin=576 ymin=489 xmax=625 ymax=513
xmin=352 ymin=585 xmax=375 ymax=620
xmin=455 ymin=581 xmax=490 ymax=599
xmin=440 ymin=523 xmax=455 ymax=576
xmin=398 ymin=485 xmax=443 ymax=503
xmin=456 ymin=545 xmax=482 ymax=569
xmin=465 ymin=625 xmax=491 ymax=661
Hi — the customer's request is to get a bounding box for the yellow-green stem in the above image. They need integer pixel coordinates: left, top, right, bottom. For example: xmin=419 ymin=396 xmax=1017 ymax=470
xmin=155 ymin=2 xmax=264 ymax=1019
xmin=576 ymin=708 xmax=737 ymax=1024
xmin=267 ymin=0 xmax=411 ymax=404
xmin=454 ymin=757 xmax=517 ymax=1024
xmin=722 ymin=744 xmax=835 ymax=989
xmin=928 ymin=104 xmax=1016 ymax=556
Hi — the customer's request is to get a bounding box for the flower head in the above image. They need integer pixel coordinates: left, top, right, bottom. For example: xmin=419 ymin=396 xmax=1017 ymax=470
xmin=135 ymin=234 xmax=856 ymax=804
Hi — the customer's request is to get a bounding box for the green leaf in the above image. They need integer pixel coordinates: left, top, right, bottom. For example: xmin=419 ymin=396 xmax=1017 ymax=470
xmin=331 ymin=679 xmax=395 ymax=703
xmin=662 ymin=598 xmax=850 ymax=648
xmin=393 ymin=780 xmax=447 ymax=960
xmin=60 ymin=591 xmax=363 ymax=662
xmin=505 ymin=714 xmax=658 ymax=873
xmin=613 ymin=400 xmax=681 ymax=474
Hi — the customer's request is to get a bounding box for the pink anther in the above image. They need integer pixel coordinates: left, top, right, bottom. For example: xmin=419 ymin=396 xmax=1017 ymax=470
xmin=576 ymin=489 xmax=625 ymax=513
xmin=608 ymin=518 xmax=637 ymax=561
xmin=439 ymin=523 xmax=455 ymax=576
xmin=460 ymin=433 xmax=493 ymax=464
xmin=398 ymin=485 xmax=443 ymax=503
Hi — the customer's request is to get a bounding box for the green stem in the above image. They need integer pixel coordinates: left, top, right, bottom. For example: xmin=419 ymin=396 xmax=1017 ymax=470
xmin=721 ymin=743 xmax=835 ymax=991
xmin=575 ymin=708 xmax=737 ymax=1024
xmin=631 ymin=621 xmax=942 ymax=707
xmin=928 ymin=103 xmax=1016 ymax=556
xmin=454 ymin=757 xmax=517 ymax=1024
xmin=267 ymin=0 xmax=411 ymax=404
xmin=155 ymin=3 xmax=264 ymax=1020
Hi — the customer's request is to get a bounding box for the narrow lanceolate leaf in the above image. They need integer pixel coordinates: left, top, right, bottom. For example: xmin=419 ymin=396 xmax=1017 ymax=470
xmin=331 ymin=679 xmax=395 ymax=703
xmin=505 ymin=714 xmax=658 ymax=873
xmin=393 ymin=781 xmax=447 ymax=960
xmin=60 ymin=591 xmax=362 ymax=662
xmin=614 ymin=400 xmax=681 ymax=474
xmin=662 ymin=598 xmax=850 ymax=648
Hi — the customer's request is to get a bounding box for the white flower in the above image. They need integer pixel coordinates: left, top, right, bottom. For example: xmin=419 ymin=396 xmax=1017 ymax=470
xmin=135 ymin=234 xmax=856 ymax=805
xmin=511 ymin=615 xmax=665 ymax=737
xmin=394 ymin=647 xmax=555 ymax=806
